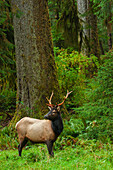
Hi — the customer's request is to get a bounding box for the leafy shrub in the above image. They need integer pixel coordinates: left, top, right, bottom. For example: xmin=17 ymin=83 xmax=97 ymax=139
xmin=0 ymin=89 xmax=16 ymax=114
xmin=0 ymin=126 xmax=18 ymax=150
xmin=74 ymin=50 xmax=113 ymax=142
xmin=54 ymin=117 xmax=84 ymax=150
xmin=0 ymin=89 xmax=16 ymax=128
xmin=63 ymin=118 xmax=84 ymax=137
xmin=54 ymin=47 xmax=99 ymax=108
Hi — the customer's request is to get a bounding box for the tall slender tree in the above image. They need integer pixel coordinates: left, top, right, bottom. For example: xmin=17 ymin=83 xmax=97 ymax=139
xmin=92 ymin=0 xmax=113 ymax=52
xmin=77 ymin=0 xmax=90 ymax=55
xmin=89 ymin=0 xmax=100 ymax=58
xmin=11 ymin=0 xmax=63 ymax=120
xmin=105 ymin=1 xmax=112 ymax=50
xmin=77 ymin=0 xmax=100 ymax=58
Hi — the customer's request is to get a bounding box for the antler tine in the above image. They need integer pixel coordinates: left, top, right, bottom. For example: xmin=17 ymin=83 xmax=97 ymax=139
xmin=57 ymin=90 xmax=73 ymax=106
xmin=46 ymin=91 xmax=54 ymax=105
xmin=65 ymin=90 xmax=73 ymax=99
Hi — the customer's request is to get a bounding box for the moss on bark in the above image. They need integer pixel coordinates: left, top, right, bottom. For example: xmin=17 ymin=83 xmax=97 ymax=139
xmin=11 ymin=0 xmax=67 ymax=123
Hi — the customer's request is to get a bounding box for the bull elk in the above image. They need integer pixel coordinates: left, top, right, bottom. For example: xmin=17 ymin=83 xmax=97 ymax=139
xmin=15 ymin=90 xmax=72 ymax=157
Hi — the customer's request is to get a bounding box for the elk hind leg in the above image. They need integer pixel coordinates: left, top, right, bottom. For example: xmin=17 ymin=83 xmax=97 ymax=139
xmin=18 ymin=137 xmax=28 ymax=156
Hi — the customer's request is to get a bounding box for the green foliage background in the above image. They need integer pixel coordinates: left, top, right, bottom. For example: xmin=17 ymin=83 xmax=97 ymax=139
xmin=74 ymin=50 xmax=113 ymax=142
xmin=54 ymin=47 xmax=99 ymax=107
xmin=0 ymin=0 xmax=113 ymax=149
xmin=0 ymin=0 xmax=16 ymax=90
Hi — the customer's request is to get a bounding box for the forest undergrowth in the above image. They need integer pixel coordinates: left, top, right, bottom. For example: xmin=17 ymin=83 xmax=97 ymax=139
xmin=0 ymin=49 xmax=113 ymax=169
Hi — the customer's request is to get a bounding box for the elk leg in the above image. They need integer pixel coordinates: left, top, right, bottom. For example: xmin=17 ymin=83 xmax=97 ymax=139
xmin=46 ymin=141 xmax=54 ymax=157
xmin=18 ymin=138 xmax=28 ymax=156
xmin=18 ymin=144 xmax=22 ymax=156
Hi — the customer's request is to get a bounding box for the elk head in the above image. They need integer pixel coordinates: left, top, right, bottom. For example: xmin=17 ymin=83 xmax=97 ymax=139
xmin=44 ymin=90 xmax=73 ymax=120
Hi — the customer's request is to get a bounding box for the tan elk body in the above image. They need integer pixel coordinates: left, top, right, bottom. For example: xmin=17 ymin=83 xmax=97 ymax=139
xmin=16 ymin=90 xmax=72 ymax=157
xmin=16 ymin=117 xmax=56 ymax=143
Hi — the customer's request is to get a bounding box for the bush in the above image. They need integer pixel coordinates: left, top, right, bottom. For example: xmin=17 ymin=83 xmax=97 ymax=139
xmin=74 ymin=50 xmax=113 ymax=142
xmin=0 ymin=89 xmax=16 ymax=114
xmin=54 ymin=47 xmax=99 ymax=108
xmin=0 ymin=126 xmax=18 ymax=150
xmin=54 ymin=117 xmax=84 ymax=150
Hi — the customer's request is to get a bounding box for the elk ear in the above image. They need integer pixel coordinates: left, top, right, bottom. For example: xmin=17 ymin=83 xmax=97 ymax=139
xmin=57 ymin=106 xmax=60 ymax=112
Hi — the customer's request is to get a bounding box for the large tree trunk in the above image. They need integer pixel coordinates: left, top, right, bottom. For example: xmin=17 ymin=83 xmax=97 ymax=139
xmin=11 ymin=0 xmax=63 ymax=120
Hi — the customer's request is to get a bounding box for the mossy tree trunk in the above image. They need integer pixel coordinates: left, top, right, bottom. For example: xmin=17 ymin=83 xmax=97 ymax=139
xmin=11 ymin=0 xmax=64 ymax=122
xmin=89 ymin=1 xmax=100 ymax=59
xmin=62 ymin=0 xmax=79 ymax=49
xmin=54 ymin=0 xmax=79 ymax=50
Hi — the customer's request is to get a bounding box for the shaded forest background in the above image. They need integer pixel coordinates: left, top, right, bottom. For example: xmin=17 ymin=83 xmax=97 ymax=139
xmin=0 ymin=0 xmax=113 ymax=146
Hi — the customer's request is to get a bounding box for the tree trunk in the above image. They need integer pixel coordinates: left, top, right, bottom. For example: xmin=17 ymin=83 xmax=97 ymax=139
xmin=77 ymin=0 xmax=100 ymax=59
xmin=56 ymin=0 xmax=79 ymax=49
xmin=99 ymin=40 xmax=104 ymax=55
xmin=11 ymin=0 xmax=64 ymax=120
xmin=77 ymin=0 xmax=90 ymax=56
xmin=106 ymin=2 xmax=112 ymax=50
xmin=89 ymin=1 xmax=100 ymax=59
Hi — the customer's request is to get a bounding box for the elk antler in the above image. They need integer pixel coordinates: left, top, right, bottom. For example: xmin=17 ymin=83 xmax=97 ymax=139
xmin=46 ymin=91 xmax=54 ymax=107
xmin=57 ymin=90 xmax=73 ymax=106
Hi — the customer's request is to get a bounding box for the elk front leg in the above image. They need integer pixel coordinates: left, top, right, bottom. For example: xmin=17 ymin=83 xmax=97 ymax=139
xmin=46 ymin=140 xmax=54 ymax=157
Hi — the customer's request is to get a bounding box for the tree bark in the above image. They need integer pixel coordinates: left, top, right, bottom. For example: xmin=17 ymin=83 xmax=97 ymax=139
xmin=77 ymin=0 xmax=100 ymax=59
xmin=106 ymin=2 xmax=112 ymax=50
xmin=77 ymin=0 xmax=90 ymax=56
xmin=89 ymin=0 xmax=100 ymax=59
xmin=11 ymin=0 xmax=63 ymax=120
xmin=56 ymin=0 xmax=79 ymax=49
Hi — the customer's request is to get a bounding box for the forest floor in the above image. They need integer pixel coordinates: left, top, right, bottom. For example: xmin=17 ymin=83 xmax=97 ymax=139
xmin=0 ymin=143 xmax=113 ymax=170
